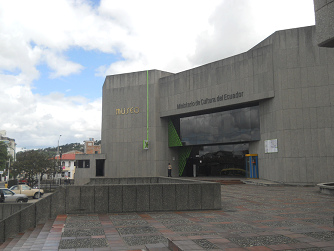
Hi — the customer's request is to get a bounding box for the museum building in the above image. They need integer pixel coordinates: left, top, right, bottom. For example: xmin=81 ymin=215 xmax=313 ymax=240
xmin=75 ymin=1 xmax=334 ymax=185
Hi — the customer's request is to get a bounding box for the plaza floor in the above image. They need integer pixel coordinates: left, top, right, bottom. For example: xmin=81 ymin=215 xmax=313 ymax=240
xmin=1 ymin=181 xmax=334 ymax=250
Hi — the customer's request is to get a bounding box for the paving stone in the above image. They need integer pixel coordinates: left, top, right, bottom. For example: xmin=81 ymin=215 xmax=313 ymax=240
xmin=198 ymin=217 xmax=235 ymax=222
xmin=228 ymin=235 xmax=300 ymax=247
xmin=122 ymin=235 xmax=167 ymax=246
xmin=66 ymin=215 xmax=99 ymax=222
xmin=64 ymin=221 xmax=102 ymax=228
xmin=109 ymin=213 xmax=141 ymax=220
xmin=159 ymin=218 xmax=194 ymax=225
xmin=58 ymin=238 xmax=108 ymax=249
xmin=261 ymin=220 xmax=304 ymax=228
xmin=216 ymin=222 xmax=255 ymax=230
xmin=116 ymin=226 xmax=157 ymax=235
xmin=149 ymin=213 xmax=183 ymax=219
xmin=62 ymin=228 xmax=105 ymax=237
xmin=167 ymin=224 xmax=209 ymax=233
xmin=111 ymin=219 xmax=148 ymax=226
xmin=193 ymin=239 xmax=220 ymax=249
xmin=304 ymin=231 xmax=334 ymax=241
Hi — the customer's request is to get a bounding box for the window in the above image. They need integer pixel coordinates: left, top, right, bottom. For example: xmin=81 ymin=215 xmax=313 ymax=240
xmin=179 ymin=106 xmax=260 ymax=146
xmin=85 ymin=160 xmax=90 ymax=168
xmin=22 ymin=185 xmax=31 ymax=190
xmin=3 ymin=189 xmax=14 ymax=195
xmin=77 ymin=160 xmax=83 ymax=168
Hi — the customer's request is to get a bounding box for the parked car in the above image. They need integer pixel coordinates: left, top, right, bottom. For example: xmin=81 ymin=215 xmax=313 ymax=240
xmin=0 ymin=188 xmax=29 ymax=203
xmin=9 ymin=184 xmax=44 ymax=199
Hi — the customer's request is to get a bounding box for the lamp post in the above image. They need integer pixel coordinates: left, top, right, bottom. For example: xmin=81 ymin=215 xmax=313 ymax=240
xmin=57 ymin=135 xmax=62 ymax=181
xmin=57 ymin=135 xmax=62 ymax=158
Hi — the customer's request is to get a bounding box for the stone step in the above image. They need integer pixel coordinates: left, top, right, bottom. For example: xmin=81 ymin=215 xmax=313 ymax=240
xmin=145 ymin=242 xmax=171 ymax=250
xmin=167 ymin=237 xmax=204 ymax=250
xmin=0 ymin=224 xmax=43 ymax=250
xmin=201 ymin=179 xmax=245 ymax=185
xmin=0 ymin=219 xmax=55 ymax=250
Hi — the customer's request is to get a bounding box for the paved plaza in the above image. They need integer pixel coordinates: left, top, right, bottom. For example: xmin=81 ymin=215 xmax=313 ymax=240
xmin=1 ymin=182 xmax=334 ymax=250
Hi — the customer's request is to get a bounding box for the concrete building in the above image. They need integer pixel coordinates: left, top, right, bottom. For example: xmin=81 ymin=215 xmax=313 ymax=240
xmin=55 ymin=150 xmax=83 ymax=179
xmin=75 ymin=1 xmax=334 ymax=185
xmin=84 ymin=138 xmax=101 ymax=154
xmin=0 ymin=130 xmax=16 ymax=161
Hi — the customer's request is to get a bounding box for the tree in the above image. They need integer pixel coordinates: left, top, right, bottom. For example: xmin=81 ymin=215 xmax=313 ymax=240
xmin=0 ymin=141 xmax=8 ymax=171
xmin=12 ymin=150 xmax=57 ymax=186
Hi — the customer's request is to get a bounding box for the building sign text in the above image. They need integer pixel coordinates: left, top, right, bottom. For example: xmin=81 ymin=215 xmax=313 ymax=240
xmin=177 ymin=91 xmax=243 ymax=109
xmin=116 ymin=107 xmax=140 ymax=115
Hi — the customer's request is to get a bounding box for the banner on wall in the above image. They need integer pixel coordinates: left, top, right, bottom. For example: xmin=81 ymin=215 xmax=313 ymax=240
xmin=265 ymin=139 xmax=278 ymax=153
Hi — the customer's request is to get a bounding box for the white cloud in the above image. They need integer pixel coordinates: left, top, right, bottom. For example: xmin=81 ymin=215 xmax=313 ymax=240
xmin=0 ymin=0 xmax=315 ymax=149
xmin=43 ymin=50 xmax=84 ymax=78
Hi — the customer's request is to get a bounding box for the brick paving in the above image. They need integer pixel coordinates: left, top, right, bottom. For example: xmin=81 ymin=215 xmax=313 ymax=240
xmin=1 ymin=182 xmax=334 ymax=250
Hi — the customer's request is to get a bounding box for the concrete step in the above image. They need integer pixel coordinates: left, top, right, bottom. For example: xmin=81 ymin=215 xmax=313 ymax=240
xmin=167 ymin=237 xmax=204 ymax=250
xmin=0 ymin=224 xmax=43 ymax=250
xmin=145 ymin=242 xmax=171 ymax=250
xmin=0 ymin=219 xmax=55 ymax=250
xmin=201 ymin=179 xmax=245 ymax=185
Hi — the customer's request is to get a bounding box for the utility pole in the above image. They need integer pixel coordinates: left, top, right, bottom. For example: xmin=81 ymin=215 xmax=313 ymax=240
xmin=57 ymin=135 xmax=62 ymax=181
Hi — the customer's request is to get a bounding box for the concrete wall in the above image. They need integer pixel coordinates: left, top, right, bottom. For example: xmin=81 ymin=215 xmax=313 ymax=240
xmin=0 ymin=203 xmax=29 ymax=220
xmin=314 ymin=0 xmax=334 ymax=47
xmin=75 ymin=154 xmax=106 ymax=185
xmin=159 ymin=44 xmax=274 ymax=117
xmin=98 ymin=21 xmax=333 ymax=184
xmin=0 ymin=178 xmax=221 ymax=243
xmin=64 ymin=182 xmax=221 ymax=214
xmin=0 ymin=188 xmax=66 ymax=243
xmin=88 ymin=177 xmax=198 ymax=184
xmin=250 ymin=26 xmax=334 ymax=184
xmin=101 ymin=70 xmax=178 ymax=178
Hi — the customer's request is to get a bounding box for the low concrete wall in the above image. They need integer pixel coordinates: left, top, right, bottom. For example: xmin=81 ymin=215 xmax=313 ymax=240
xmin=0 ymin=178 xmax=221 ymax=243
xmin=88 ymin=177 xmax=197 ymax=185
xmin=0 ymin=188 xmax=66 ymax=243
xmin=70 ymin=177 xmax=221 ymax=213
xmin=0 ymin=203 xmax=30 ymax=221
xmin=65 ymin=183 xmax=221 ymax=213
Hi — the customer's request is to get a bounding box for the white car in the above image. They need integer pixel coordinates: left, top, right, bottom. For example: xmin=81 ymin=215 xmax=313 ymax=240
xmin=0 ymin=188 xmax=29 ymax=203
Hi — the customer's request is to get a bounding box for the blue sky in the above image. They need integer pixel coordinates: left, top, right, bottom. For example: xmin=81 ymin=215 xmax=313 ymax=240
xmin=0 ymin=0 xmax=315 ymax=150
xmin=33 ymin=48 xmax=122 ymax=100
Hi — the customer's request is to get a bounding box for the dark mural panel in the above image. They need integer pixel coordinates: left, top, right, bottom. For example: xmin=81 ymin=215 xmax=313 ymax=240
xmin=180 ymin=106 xmax=260 ymax=146
xmin=183 ymin=144 xmax=249 ymax=177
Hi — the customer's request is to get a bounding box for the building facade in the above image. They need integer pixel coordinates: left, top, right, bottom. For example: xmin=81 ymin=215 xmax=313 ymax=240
xmin=84 ymin=138 xmax=101 ymax=154
xmin=55 ymin=151 xmax=83 ymax=179
xmin=0 ymin=130 xmax=16 ymax=161
xmin=75 ymin=2 xmax=334 ymax=185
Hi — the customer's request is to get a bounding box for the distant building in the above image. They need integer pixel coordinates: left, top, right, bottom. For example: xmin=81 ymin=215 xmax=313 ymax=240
xmin=84 ymin=138 xmax=101 ymax=154
xmin=55 ymin=150 xmax=83 ymax=179
xmin=0 ymin=130 xmax=16 ymax=161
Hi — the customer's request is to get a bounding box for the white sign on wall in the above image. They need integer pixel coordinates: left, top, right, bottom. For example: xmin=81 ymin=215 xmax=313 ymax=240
xmin=265 ymin=139 xmax=278 ymax=153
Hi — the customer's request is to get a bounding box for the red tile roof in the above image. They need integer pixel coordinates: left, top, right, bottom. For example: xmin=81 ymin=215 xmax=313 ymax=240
xmin=55 ymin=151 xmax=83 ymax=160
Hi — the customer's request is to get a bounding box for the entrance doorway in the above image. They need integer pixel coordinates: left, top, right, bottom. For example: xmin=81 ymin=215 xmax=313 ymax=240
xmin=96 ymin=159 xmax=105 ymax=177
xmin=182 ymin=144 xmax=248 ymax=177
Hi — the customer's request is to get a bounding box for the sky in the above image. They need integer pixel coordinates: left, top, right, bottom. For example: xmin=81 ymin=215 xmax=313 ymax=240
xmin=0 ymin=0 xmax=315 ymax=151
